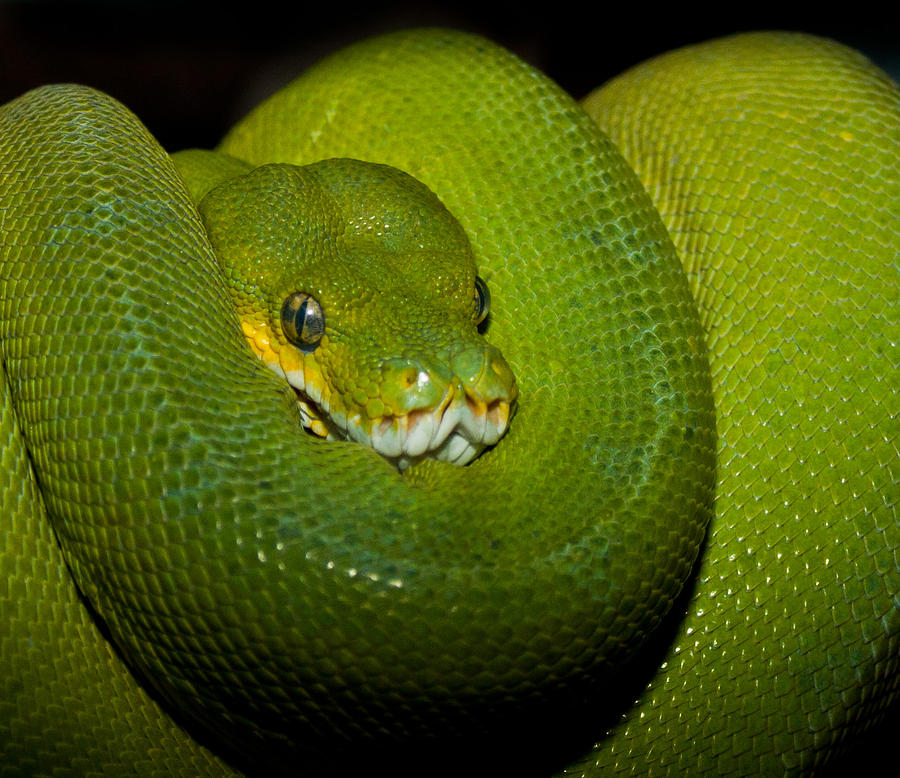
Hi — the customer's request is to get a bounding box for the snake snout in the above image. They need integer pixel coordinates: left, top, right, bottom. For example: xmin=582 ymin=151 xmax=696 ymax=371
xmin=363 ymin=346 xmax=517 ymax=469
xmin=379 ymin=356 xmax=453 ymax=414
xmin=453 ymin=344 xmax=518 ymax=447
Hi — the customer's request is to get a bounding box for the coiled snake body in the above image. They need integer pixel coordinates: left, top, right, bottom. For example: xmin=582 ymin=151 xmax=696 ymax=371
xmin=1 ymin=28 xmax=897 ymax=777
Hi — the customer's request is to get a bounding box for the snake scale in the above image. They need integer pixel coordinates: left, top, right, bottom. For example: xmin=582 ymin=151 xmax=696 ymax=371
xmin=1 ymin=27 xmax=897 ymax=777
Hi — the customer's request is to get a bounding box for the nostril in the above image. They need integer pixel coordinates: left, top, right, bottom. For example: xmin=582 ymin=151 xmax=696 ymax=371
xmin=381 ymin=358 xmax=446 ymax=414
xmin=400 ymin=367 xmax=419 ymax=389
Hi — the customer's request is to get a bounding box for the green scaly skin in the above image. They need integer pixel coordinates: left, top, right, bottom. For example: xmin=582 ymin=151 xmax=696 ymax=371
xmin=0 ymin=28 xmax=897 ymax=777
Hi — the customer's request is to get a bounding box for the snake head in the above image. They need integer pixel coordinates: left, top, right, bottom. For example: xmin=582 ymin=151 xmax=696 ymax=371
xmin=195 ymin=157 xmax=518 ymax=469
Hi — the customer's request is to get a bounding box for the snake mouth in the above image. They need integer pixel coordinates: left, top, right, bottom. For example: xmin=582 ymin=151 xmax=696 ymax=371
xmin=292 ymin=381 xmax=515 ymax=470
xmin=240 ymin=315 xmax=518 ymax=469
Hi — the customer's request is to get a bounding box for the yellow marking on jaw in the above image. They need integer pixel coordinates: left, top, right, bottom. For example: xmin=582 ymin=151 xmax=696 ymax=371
xmin=240 ymin=317 xmax=333 ymax=438
xmin=308 ymin=418 xmax=329 ymax=437
xmin=240 ymin=318 xmax=302 ymax=375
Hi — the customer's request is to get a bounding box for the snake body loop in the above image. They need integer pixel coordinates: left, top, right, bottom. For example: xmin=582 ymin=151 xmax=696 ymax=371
xmin=1 ymin=28 xmax=898 ymax=777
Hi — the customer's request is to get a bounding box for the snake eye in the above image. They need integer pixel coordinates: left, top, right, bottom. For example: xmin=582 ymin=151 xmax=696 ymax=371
xmin=474 ymin=275 xmax=491 ymax=325
xmin=281 ymin=292 xmax=325 ymax=351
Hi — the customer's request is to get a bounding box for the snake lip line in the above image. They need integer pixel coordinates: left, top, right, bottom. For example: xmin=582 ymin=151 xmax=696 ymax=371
xmin=290 ymin=380 xmax=514 ymax=470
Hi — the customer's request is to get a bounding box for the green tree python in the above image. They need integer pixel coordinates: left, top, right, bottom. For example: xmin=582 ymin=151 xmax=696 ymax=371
xmin=1 ymin=27 xmax=897 ymax=777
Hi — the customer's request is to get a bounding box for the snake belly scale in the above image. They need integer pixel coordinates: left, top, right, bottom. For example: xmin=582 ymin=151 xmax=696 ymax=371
xmin=0 ymin=27 xmax=897 ymax=777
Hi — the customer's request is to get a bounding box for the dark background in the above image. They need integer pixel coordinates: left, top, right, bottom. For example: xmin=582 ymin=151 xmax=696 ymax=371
xmin=2 ymin=1 xmax=897 ymax=151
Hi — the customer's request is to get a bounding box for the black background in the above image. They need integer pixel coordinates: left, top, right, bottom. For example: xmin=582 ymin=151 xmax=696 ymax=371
xmin=2 ymin=1 xmax=897 ymax=151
